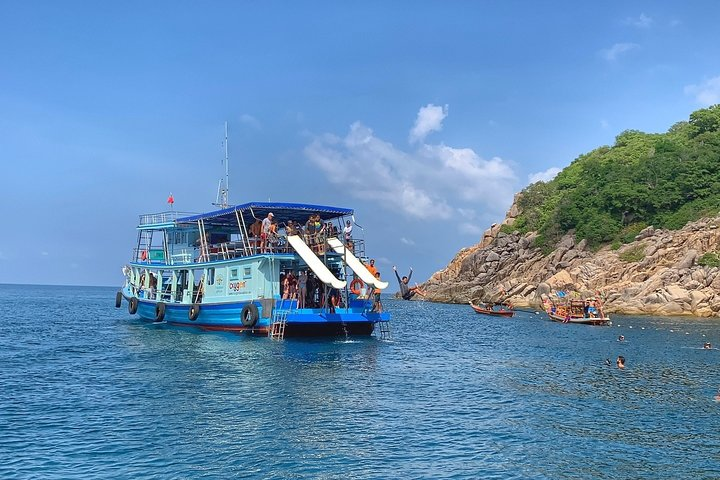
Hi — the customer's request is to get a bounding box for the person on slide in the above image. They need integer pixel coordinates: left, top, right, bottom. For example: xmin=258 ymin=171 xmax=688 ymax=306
xmin=393 ymin=266 xmax=426 ymax=300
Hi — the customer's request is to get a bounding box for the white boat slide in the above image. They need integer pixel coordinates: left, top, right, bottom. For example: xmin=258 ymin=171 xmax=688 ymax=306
xmin=286 ymin=235 xmax=346 ymax=290
xmin=326 ymin=237 xmax=389 ymax=290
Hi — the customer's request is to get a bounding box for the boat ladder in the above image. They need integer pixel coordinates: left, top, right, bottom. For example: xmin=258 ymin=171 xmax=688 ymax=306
xmin=269 ymin=299 xmax=294 ymax=340
xmin=376 ymin=320 xmax=391 ymax=340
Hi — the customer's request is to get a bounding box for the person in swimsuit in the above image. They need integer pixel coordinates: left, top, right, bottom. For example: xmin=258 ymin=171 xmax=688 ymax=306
xmin=260 ymin=212 xmax=274 ymax=253
xmin=371 ymin=271 xmax=383 ymax=313
xmin=393 ymin=266 xmax=426 ymax=300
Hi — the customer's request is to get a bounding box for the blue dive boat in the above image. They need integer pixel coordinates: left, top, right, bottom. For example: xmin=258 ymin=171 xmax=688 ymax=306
xmin=116 ymin=201 xmax=390 ymax=337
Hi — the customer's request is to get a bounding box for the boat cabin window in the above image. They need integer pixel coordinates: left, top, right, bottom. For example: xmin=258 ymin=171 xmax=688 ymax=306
xmin=209 ymin=233 xmax=229 ymax=244
xmin=230 ymin=268 xmax=239 ymax=280
xmin=206 ymin=267 xmax=215 ymax=286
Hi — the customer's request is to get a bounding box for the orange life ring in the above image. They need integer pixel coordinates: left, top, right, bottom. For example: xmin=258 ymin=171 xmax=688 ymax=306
xmin=350 ymin=278 xmax=364 ymax=295
xmin=140 ymin=250 xmax=148 ymax=261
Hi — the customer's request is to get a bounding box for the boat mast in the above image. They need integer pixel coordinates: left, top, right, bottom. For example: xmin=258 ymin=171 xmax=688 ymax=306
xmin=223 ymin=121 xmax=229 ymax=207
xmin=215 ymin=121 xmax=230 ymax=208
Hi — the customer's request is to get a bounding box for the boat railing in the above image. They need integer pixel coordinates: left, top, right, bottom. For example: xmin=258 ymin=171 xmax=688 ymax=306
xmin=131 ymin=233 xmax=364 ymax=265
xmin=138 ymin=211 xmax=197 ymax=226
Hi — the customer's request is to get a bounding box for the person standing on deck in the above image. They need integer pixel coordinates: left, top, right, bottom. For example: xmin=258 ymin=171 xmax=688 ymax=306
xmin=260 ymin=212 xmax=274 ymax=253
xmin=393 ymin=266 xmax=426 ymax=300
xmin=371 ymin=271 xmax=383 ymax=313
xmin=297 ymin=270 xmax=308 ymax=308
xmin=304 ymin=215 xmax=316 ymax=249
xmin=366 ymin=259 xmax=378 ymax=277
xmin=343 ymin=220 xmax=353 ymax=242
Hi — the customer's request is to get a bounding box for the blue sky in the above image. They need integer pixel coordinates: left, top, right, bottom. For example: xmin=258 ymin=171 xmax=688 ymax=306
xmin=2 ymin=1 xmax=719 ymax=287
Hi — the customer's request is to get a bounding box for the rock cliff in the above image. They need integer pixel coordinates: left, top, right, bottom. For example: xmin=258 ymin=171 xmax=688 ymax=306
xmin=423 ymin=197 xmax=720 ymax=316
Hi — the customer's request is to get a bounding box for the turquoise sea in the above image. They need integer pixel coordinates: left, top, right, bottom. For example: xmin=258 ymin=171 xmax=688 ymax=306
xmin=1 ymin=283 xmax=719 ymax=479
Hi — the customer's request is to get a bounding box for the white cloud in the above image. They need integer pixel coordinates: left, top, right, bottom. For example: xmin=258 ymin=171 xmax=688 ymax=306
xmin=409 ymin=104 xmax=448 ymax=144
xmin=625 ymin=13 xmax=653 ymax=28
xmin=239 ymin=114 xmax=261 ymax=130
xmin=457 ymin=208 xmax=477 ymax=220
xmin=600 ymin=43 xmax=639 ymax=61
xmin=459 ymin=222 xmax=483 ymax=236
xmin=600 ymin=119 xmax=609 ymax=129
xmin=400 ymin=237 xmax=415 ymax=246
xmin=684 ymin=76 xmax=720 ymax=106
xmin=375 ymin=256 xmax=392 ymax=266
xmin=305 ymin=107 xmax=518 ymax=231
xmin=528 ymin=167 xmax=561 ymax=184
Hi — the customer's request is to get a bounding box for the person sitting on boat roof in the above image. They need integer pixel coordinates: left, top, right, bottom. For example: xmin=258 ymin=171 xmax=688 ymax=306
xmin=393 ymin=266 xmax=426 ymax=300
xmin=260 ymin=212 xmax=274 ymax=253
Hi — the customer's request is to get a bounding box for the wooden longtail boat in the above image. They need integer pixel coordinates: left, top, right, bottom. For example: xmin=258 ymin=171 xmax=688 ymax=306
xmin=543 ymin=298 xmax=610 ymax=326
xmin=469 ymin=301 xmax=515 ymax=317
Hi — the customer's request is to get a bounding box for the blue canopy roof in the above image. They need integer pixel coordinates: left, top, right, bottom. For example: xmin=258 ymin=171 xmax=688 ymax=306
xmin=175 ymin=201 xmax=353 ymax=227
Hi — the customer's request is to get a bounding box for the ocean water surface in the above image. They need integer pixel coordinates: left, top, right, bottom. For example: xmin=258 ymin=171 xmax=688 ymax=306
xmin=1 ymin=284 xmax=719 ymax=479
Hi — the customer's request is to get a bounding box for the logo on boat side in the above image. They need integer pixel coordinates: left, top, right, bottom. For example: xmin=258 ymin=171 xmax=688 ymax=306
xmin=229 ymin=281 xmax=246 ymax=291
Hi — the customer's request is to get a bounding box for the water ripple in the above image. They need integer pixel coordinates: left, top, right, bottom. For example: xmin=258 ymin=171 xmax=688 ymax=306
xmin=1 ymin=285 xmax=719 ymax=478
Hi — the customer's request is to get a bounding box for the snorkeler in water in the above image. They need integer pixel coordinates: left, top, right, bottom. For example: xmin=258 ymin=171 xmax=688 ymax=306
xmin=393 ymin=266 xmax=426 ymax=300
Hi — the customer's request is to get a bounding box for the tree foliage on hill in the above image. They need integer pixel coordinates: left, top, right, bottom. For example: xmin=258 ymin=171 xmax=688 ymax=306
xmin=512 ymin=105 xmax=720 ymax=249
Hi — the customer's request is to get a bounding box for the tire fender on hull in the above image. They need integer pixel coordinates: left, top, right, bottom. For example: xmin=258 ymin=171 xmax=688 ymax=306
xmin=241 ymin=303 xmax=259 ymax=327
xmin=128 ymin=297 xmax=139 ymax=315
xmin=189 ymin=303 xmax=200 ymax=321
xmin=115 ymin=291 xmax=123 ymax=308
xmin=155 ymin=302 xmax=166 ymax=322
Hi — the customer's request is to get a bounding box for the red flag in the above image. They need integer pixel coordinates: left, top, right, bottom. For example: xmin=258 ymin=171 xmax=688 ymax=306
xmin=167 ymin=193 xmax=174 ymax=204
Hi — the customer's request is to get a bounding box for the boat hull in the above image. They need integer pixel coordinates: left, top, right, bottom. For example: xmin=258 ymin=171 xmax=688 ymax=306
xmin=547 ymin=312 xmax=611 ymax=325
xmin=469 ymin=303 xmax=514 ymax=317
xmin=121 ymin=289 xmax=387 ymax=337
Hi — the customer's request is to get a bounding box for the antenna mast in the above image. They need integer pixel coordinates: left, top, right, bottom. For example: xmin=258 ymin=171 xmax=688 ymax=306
xmin=223 ymin=121 xmax=229 ymax=207
xmin=215 ymin=121 xmax=230 ymax=208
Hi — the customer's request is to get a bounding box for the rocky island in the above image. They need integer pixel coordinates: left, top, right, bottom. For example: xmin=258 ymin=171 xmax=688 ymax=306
xmin=422 ymin=105 xmax=720 ymax=317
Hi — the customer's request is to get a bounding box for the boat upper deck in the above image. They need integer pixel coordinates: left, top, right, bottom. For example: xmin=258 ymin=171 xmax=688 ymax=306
xmin=132 ymin=201 xmax=364 ymax=268
xmin=138 ymin=202 xmax=353 ymax=229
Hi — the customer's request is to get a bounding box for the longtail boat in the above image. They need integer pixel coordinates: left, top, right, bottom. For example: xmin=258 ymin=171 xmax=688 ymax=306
xmin=469 ymin=301 xmax=515 ymax=317
xmin=543 ymin=298 xmax=610 ymax=326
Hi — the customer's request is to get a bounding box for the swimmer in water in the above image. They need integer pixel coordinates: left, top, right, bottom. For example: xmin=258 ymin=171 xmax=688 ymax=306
xmin=704 ymin=342 xmax=712 ymax=349
xmin=715 ymin=388 xmax=720 ymax=402
xmin=616 ymin=355 xmax=625 ymax=369
xmin=618 ymin=335 xmax=625 ymax=342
